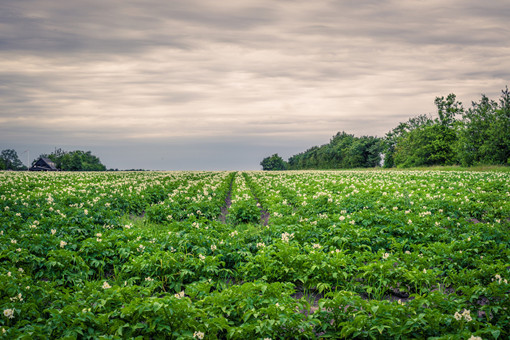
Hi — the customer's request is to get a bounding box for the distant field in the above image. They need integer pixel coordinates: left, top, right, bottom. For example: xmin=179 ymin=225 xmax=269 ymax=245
xmin=1 ymin=170 xmax=509 ymax=338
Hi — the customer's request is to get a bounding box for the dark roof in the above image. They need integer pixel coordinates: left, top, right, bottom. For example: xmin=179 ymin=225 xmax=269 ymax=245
xmin=29 ymin=157 xmax=58 ymax=171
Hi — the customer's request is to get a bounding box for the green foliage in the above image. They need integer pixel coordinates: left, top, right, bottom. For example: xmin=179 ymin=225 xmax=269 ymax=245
xmin=387 ymin=88 xmax=510 ymax=168
xmin=457 ymin=87 xmax=510 ymax=166
xmin=286 ymin=132 xmax=383 ymax=170
xmin=265 ymin=87 xmax=509 ymax=169
xmin=260 ymin=153 xmax=287 ymax=171
xmin=0 ymin=149 xmax=26 ymax=170
xmin=36 ymin=148 xmax=106 ymax=171
xmin=1 ymin=170 xmax=509 ymax=338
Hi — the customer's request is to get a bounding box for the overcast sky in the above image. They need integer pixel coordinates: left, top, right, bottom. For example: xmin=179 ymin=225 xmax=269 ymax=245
xmin=1 ymin=0 xmax=509 ymax=170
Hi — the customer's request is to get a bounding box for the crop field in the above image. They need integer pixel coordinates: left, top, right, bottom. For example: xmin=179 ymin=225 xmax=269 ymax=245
xmin=0 ymin=170 xmax=509 ymax=339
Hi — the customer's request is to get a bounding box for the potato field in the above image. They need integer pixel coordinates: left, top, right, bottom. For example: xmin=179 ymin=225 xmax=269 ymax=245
xmin=0 ymin=170 xmax=509 ymax=339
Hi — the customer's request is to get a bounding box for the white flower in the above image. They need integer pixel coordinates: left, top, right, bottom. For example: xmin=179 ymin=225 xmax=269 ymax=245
xmin=468 ymin=336 xmax=482 ymax=340
xmin=312 ymin=244 xmax=321 ymax=249
xmin=382 ymin=253 xmax=389 ymax=260
xmin=199 ymin=254 xmax=206 ymax=261
xmin=174 ymin=291 xmax=185 ymax=299
xmin=281 ymin=232 xmax=294 ymax=243
xmin=455 ymin=309 xmax=472 ymax=322
xmin=145 ymin=277 xmax=154 ymax=282
xmin=193 ymin=331 xmax=204 ymax=339
xmin=4 ymin=309 xmax=15 ymax=319
xmin=462 ymin=309 xmax=472 ymax=322
xmin=60 ymin=240 xmax=67 ymax=248
xmin=210 ymin=244 xmax=217 ymax=252
xmin=102 ymin=281 xmax=111 ymax=289
xmin=51 ymin=229 xmax=56 ymax=235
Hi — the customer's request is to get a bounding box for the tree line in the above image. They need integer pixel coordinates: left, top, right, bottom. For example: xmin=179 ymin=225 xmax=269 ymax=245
xmin=0 ymin=148 xmax=106 ymax=171
xmin=37 ymin=149 xmax=106 ymax=171
xmin=261 ymin=87 xmax=510 ymax=170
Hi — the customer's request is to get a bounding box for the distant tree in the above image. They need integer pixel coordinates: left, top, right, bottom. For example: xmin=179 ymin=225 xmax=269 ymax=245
xmin=383 ymin=115 xmax=431 ymax=168
xmin=456 ymin=94 xmax=497 ymax=166
xmin=435 ymin=93 xmax=463 ymax=127
xmin=0 ymin=149 xmax=26 ymax=170
xmin=455 ymin=87 xmax=510 ymax=166
xmin=389 ymin=94 xmax=462 ymax=168
xmin=491 ymin=87 xmax=510 ymax=164
xmin=285 ymin=132 xmax=382 ymax=170
xmin=260 ymin=154 xmax=287 ymax=171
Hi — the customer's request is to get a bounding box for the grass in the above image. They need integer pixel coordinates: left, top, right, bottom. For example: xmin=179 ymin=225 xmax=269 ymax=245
xmin=391 ymin=164 xmax=510 ymax=172
xmin=285 ymin=165 xmax=510 ymax=172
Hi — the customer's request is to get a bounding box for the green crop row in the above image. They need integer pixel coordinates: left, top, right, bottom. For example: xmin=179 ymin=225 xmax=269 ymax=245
xmin=0 ymin=170 xmax=509 ymax=339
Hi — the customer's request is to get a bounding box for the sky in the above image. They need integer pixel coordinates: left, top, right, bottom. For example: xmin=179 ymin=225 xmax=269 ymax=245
xmin=1 ymin=0 xmax=509 ymax=170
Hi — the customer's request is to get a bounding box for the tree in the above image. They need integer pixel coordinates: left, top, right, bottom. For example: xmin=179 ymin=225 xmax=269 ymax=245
xmin=434 ymin=93 xmax=463 ymax=127
xmin=0 ymin=149 xmax=26 ymax=170
xmin=260 ymin=154 xmax=287 ymax=171
xmin=491 ymin=86 xmax=510 ymax=164
xmin=456 ymin=94 xmax=497 ymax=166
xmin=455 ymin=88 xmax=510 ymax=166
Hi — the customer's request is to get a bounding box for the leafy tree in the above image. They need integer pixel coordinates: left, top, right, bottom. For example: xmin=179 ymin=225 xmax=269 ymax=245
xmin=260 ymin=154 xmax=287 ymax=171
xmin=0 ymin=149 xmax=26 ymax=170
xmin=456 ymin=88 xmax=510 ymax=166
xmin=390 ymin=95 xmax=462 ymax=167
xmin=434 ymin=93 xmax=463 ymax=127
xmin=456 ymin=94 xmax=497 ymax=166
xmin=491 ymin=86 xmax=510 ymax=164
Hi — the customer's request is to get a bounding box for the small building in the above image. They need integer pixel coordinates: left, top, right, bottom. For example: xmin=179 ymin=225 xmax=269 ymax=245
xmin=29 ymin=157 xmax=58 ymax=171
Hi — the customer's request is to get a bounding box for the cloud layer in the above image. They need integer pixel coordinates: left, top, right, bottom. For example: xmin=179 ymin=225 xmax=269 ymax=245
xmin=1 ymin=0 xmax=509 ymax=169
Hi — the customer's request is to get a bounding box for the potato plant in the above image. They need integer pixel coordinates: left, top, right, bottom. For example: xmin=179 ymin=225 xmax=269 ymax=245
xmin=0 ymin=170 xmax=509 ymax=339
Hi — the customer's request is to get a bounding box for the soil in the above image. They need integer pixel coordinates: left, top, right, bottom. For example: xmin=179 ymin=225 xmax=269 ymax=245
xmin=218 ymin=176 xmax=234 ymax=223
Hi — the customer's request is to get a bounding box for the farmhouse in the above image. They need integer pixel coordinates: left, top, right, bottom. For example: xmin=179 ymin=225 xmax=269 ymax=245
xmin=29 ymin=157 xmax=58 ymax=171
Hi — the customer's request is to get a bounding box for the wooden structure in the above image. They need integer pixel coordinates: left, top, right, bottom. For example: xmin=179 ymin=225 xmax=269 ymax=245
xmin=29 ymin=157 xmax=58 ymax=171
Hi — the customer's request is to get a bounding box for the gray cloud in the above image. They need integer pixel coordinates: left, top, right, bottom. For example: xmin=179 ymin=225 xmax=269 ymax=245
xmin=1 ymin=0 xmax=509 ymax=169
